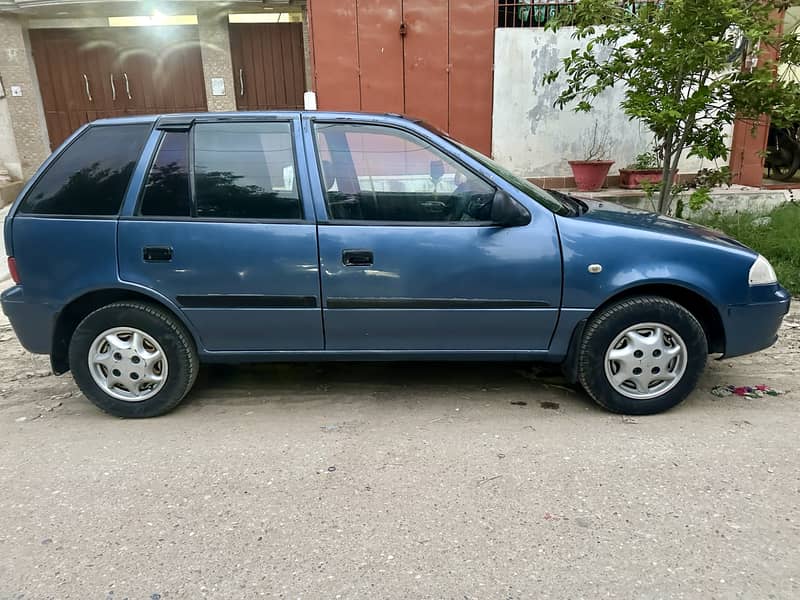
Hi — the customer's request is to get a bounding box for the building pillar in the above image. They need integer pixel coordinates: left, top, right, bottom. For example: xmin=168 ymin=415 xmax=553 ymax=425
xmin=729 ymin=10 xmax=785 ymax=187
xmin=302 ymin=7 xmax=313 ymax=92
xmin=0 ymin=14 xmax=50 ymax=180
xmin=197 ymin=9 xmax=237 ymax=112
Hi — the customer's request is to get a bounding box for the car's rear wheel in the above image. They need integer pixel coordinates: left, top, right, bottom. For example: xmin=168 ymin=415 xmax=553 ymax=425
xmin=69 ymin=301 xmax=198 ymax=418
xmin=578 ymin=296 xmax=707 ymax=414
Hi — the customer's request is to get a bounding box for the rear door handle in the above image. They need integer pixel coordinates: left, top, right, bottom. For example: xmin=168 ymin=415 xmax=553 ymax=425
xmin=342 ymin=249 xmax=373 ymax=266
xmin=143 ymin=246 xmax=173 ymax=262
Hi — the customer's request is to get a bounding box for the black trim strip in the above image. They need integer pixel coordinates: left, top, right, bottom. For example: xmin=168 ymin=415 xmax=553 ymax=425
xmin=317 ymin=219 xmax=498 ymax=228
xmin=326 ymin=298 xmax=549 ymax=309
xmin=178 ymin=295 xmax=318 ymax=309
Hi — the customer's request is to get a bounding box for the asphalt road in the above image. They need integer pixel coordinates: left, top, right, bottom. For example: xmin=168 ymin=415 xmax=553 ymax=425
xmin=0 ymin=304 xmax=798 ymax=599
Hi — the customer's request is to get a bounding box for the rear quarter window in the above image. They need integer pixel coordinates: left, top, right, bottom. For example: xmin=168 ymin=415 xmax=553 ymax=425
xmin=18 ymin=123 xmax=151 ymax=216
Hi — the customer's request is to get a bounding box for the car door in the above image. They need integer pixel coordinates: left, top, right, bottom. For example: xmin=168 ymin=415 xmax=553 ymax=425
xmin=118 ymin=115 xmax=324 ymax=352
xmin=303 ymin=116 xmax=562 ymax=352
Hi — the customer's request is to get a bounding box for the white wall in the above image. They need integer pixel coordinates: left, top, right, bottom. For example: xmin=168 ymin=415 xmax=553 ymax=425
xmin=491 ymin=28 xmax=723 ymax=178
xmin=0 ymin=96 xmax=22 ymax=180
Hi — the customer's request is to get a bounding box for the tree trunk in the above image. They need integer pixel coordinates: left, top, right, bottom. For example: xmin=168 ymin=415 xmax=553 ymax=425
xmin=657 ymin=132 xmax=674 ymax=213
xmin=657 ymin=119 xmax=694 ymax=214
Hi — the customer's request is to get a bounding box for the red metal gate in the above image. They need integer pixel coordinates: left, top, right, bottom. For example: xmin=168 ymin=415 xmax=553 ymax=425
xmin=308 ymin=0 xmax=495 ymax=155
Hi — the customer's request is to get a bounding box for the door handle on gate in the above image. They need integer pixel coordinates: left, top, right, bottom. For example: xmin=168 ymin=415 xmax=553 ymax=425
xmin=143 ymin=246 xmax=173 ymax=262
xmin=342 ymin=250 xmax=373 ymax=266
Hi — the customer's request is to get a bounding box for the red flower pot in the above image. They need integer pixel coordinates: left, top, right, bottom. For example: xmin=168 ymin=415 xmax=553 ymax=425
xmin=619 ymin=168 xmax=677 ymax=190
xmin=568 ymin=160 xmax=614 ymax=191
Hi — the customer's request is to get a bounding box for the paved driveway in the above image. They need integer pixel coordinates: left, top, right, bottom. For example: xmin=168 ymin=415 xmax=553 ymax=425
xmin=0 ymin=302 xmax=798 ymax=599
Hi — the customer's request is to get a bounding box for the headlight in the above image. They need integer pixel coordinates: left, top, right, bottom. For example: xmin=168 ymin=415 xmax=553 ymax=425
xmin=748 ymin=254 xmax=777 ymax=286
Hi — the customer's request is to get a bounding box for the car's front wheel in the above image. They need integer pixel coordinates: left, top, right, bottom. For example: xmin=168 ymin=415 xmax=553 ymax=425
xmin=69 ymin=301 xmax=199 ymax=418
xmin=578 ymin=296 xmax=708 ymax=414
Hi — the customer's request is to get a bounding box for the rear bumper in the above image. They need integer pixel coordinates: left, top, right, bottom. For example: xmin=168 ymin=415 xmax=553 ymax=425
xmin=1 ymin=286 xmax=55 ymax=355
xmin=723 ymin=286 xmax=791 ymax=359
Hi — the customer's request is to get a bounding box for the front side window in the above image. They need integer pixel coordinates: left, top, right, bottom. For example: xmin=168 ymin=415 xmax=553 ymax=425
xmin=193 ymin=121 xmax=302 ymax=220
xmin=314 ymin=123 xmax=495 ymax=222
xmin=139 ymin=132 xmax=191 ymax=217
xmin=19 ymin=124 xmax=151 ymax=216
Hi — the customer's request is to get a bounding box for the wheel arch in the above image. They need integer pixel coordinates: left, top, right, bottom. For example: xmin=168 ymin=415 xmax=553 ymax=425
xmin=561 ymin=282 xmax=725 ymax=384
xmin=593 ymin=283 xmax=725 ymax=354
xmin=51 ymin=286 xmax=198 ymax=375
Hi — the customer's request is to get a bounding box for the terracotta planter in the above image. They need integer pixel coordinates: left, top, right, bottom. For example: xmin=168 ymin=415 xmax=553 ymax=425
xmin=619 ymin=168 xmax=678 ymax=189
xmin=568 ymin=160 xmax=614 ymax=191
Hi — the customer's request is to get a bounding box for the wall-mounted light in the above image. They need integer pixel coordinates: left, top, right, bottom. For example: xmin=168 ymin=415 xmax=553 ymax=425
xmin=108 ymin=14 xmax=198 ymax=27
xmin=228 ymin=13 xmax=302 ymax=24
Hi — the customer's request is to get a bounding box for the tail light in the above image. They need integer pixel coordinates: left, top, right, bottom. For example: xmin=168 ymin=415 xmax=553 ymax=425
xmin=7 ymin=257 xmax=20 ymax=284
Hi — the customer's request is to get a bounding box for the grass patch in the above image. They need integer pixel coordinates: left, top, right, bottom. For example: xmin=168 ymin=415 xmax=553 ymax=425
xmin=691 ymin=202 xmax=800 ymax=295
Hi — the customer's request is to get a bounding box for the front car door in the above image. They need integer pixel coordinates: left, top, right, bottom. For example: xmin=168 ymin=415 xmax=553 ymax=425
xmin=118 ymin=114 xmax=323 ymax=352
xmin=302 ymin=115 xmax=563 ymax=353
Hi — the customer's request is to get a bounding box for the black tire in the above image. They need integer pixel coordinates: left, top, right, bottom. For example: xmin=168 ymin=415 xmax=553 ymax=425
xmin=68 ymin=301 xmax=199 ymax=418
xmin=578 ymin=296 xmax=707 ymax=415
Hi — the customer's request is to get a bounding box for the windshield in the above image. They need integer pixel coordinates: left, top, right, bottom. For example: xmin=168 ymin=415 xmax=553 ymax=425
xmin=453 ymin=141 xmax=572 ymax=216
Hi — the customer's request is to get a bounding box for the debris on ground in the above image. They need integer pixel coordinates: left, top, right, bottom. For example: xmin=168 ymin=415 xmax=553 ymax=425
xmin=710 ymin=384 xmax=786 ymax=399
xmin=510 ymin=400 xmax=528 ymax=406
xmin=477 ymin=474 xmax=502 ymax=486
xmin=540 ymin=401 xmax=560 ymax=410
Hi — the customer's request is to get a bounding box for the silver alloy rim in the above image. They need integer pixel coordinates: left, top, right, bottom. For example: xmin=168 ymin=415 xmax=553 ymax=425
xmin=88 ymin=327 xmax=168 ymax=402
xmin=604 ymin=322 xmax=687 ymax=400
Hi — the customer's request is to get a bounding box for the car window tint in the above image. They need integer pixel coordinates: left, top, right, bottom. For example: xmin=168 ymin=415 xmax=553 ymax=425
xmin=314 ymin=123 xmax=494 ymax=222
xmin=193 ymin=122 xmax=302 ymax=220
xmin=19 ymin=124 xmax=151 ymax=216
xmin=139 ymin=132 xmax=191 ymax=217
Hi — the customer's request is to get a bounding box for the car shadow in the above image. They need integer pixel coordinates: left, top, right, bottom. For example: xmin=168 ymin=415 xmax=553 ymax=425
xmin=181 ymin=360 xmax=596 ymax=411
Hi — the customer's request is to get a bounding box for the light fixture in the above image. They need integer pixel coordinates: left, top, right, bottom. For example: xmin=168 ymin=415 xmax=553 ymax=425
xmin=108 ymin=14 xmax=198 ymax=27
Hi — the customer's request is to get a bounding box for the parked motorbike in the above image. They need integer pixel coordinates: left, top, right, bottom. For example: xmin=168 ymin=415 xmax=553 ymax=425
xmin=765 ymin=123 xmax=800 ymax=181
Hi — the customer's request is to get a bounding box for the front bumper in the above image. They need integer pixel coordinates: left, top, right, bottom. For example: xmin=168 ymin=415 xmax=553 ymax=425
xmin=723 ymin=285 xmax=791 ymax=359
xmin=1 ymin=285 xmax=56 ymax=355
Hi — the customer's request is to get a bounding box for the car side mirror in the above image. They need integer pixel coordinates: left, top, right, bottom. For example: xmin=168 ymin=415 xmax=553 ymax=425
xmin=491 ymin=190 xmax=531 ymax=227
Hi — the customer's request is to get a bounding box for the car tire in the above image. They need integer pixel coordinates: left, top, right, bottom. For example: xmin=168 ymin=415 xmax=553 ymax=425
xmin=578 ymin=296 xmax=707 ymax=415
xmin=69 ymin=301 xmax=199 ymax=418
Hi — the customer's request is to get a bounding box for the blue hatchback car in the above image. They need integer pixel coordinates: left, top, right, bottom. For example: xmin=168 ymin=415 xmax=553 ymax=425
xmin=1 ymin=112 xmax=791 ymax=417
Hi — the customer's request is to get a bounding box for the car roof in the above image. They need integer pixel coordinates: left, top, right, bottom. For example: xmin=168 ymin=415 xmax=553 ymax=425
xmin=88 ymin=110 xmax=419 ymax=128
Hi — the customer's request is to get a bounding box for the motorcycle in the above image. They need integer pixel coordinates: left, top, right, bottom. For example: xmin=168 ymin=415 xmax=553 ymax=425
xmin=765 ymin=123 xmax=800 ymax=181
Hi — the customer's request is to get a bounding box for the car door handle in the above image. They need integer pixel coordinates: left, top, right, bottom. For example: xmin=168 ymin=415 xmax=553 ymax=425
xmin=143 ymin=246 xmax=173 ymax=262
xmin=342 ymin=250 xmax=373 ymax=266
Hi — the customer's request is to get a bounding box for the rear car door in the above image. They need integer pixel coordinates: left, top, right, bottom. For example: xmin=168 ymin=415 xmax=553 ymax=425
xmin=304 ymin=116 xmax=563 ymax=352
xmin=118 ymin=114 xmax=323 ymax=352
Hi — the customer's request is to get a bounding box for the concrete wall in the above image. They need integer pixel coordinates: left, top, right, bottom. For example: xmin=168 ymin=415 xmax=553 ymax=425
xmin=492 ymin=28 xmax=725 ymax=178
xmin=0 ymin=14 xmax=50 ymax=180
xmin=0 ymin=89 xmax=21 ymax=179
xmin=779 ymin=7 xmax=799 ymax=83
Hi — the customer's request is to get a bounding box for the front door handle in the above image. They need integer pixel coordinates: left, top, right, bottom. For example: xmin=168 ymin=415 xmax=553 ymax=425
xmin=342 ymin=249 xmax=373 ymax=266
xmin=143 ymin=246 xmax=173 ymax=262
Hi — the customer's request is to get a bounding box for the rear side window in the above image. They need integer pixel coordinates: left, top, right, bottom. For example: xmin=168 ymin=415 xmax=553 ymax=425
xmin=19 ymin=124 xmax=151 ymax=216
xmin=139 ymin=132 xmax=191 ymax=217
xmin=193 ymin=121 xmax=302 ymax=220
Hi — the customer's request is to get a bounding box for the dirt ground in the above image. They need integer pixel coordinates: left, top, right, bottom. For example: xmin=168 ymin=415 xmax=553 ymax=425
xmin=0 ymin=301 xmax=798 ymax=599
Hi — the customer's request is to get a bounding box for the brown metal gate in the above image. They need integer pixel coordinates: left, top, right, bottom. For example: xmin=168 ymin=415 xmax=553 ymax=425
xmin=229 ymin=23 xmax=306 ymax=111
xmin=308 ymin=0 xmax=496 ymax=154
xmin=30 ymin=27 xmax=207 ymax=150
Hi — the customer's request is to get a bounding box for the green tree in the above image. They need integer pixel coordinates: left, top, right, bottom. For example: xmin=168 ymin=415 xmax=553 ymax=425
xmin=544 ymin=0 xmax=800 ymax=213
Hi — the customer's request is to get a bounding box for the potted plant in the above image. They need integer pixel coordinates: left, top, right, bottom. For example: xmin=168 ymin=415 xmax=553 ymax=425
xmin=619 ymin=150 xmax=677 ymax=189
xmin=568 ymin=122 xmax=614 ymax=191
